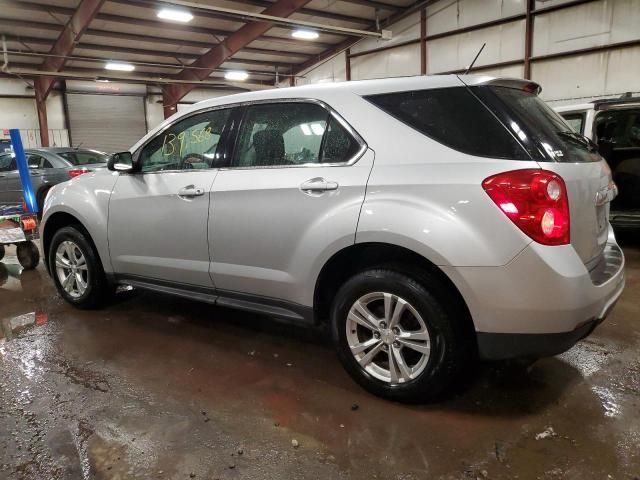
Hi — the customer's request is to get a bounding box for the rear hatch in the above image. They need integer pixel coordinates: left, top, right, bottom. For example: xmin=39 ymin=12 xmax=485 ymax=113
xmin=468 ymin=79 xmax=614 ymax=266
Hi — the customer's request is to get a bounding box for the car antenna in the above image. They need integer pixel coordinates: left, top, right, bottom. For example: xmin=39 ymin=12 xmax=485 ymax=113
xmin=464 ymin=43 xmax=486 ymax=75
xmin=74 ymin=142 xmax=83 ymax=150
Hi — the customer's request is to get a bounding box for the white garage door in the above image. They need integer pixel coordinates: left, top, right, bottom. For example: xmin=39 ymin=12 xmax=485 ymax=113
xmin=66 ymin=93 xmax=146 ymax=153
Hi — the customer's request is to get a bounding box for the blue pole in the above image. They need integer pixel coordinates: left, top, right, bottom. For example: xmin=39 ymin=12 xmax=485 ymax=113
xmin=9 ymin=129 xmax=38 ymax=214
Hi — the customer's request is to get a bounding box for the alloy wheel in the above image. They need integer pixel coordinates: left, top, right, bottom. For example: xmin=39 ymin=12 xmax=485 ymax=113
xmin=55 ymin=240 xmax=89 ymax=298
xmin=346 ymin=291 xmax=431 ymax=384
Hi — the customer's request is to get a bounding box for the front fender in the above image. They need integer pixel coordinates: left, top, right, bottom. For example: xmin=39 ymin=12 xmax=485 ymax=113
xmin=41 ymin=171 xmax=118 ymax=273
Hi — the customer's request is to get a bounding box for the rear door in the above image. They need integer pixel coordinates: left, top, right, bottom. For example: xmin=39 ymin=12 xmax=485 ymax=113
xmin=108 ymin=106 xmax=231 ymax=287
xmin=472 ymin=84 xmax=613 ymax=266
xmin=209 ymin=101 xmax=372 ymax=305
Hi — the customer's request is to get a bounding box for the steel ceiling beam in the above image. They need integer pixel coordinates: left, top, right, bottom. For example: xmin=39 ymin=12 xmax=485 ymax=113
xmin=150 ymin=0 xmax=391 ymax=38
xmin=0 ymin=1 xmax=334 ymax=48
xmin=33 ymin=0 xmax=106 ymax=147
xmin=3 ymin=36 xmax=297 ymax=71
xmin=290 ymin=0 xmax=436 ymax=78
xmin=163 ymin=0 xmax=314 ymax=117
xmin=111 ymin=0 xmax=373 ymax=26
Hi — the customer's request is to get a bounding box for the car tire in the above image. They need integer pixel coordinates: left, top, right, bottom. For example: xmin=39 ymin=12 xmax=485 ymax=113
xmin=331 ymin=268 xmax=472 ymax=403
xmin=17 ymin=241 xmax=40 ymax=270
xmin=0 ymin=244 xmax=5 ymax=261
xmin=48 ymin=225 xmax=111 ymax=309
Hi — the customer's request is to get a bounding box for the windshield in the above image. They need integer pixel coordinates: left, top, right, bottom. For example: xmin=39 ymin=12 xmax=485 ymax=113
xmin=58 ymin=150 xmax=109 ymax=166
xmin=472 ymin=86 xmax=601 ymax=163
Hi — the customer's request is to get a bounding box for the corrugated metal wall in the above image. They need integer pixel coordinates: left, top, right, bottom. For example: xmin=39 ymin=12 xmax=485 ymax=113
xmin=297 ymin=0 xmax=640 ymax=105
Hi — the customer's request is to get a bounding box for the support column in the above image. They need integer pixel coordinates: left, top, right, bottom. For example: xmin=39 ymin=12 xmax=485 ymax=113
xmin=345 ymin=48 xmax=351 ymax=81
xmin=420 ymin=8 xmax=427 ymax=75
xmin=162 ymin=86 xmax=177 ymax=120
xmin=34 ymin=77 xmax=50 ymax=147
xmin=524 ymin=0 xmax=534 ymax=79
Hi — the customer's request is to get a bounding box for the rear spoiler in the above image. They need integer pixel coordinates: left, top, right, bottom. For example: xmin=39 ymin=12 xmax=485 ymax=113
xmin=457 ymin=75 xmax=542 ymax=95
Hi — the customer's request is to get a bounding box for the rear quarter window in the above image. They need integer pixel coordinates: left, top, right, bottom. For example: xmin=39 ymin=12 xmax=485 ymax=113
xmin=365 ymin=87 xmax=530 ymax=160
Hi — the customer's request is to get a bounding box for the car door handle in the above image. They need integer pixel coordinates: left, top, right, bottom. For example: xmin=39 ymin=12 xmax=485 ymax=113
xmin=300 ymin=178 xmax=339 ymax=193
xmin=178 ymin=185 xmax=205 ymax=198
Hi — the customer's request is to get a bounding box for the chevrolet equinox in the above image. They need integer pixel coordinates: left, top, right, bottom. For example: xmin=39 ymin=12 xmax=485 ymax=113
xmin=41 ymin=75 xmax=626 ymax=401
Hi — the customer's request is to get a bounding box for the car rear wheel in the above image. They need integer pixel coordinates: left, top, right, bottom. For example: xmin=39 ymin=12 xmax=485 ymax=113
xmin=331 ymin=268 xmax=471 ymax=402
xmin=49 ymin=226 xmax=111 ymax=309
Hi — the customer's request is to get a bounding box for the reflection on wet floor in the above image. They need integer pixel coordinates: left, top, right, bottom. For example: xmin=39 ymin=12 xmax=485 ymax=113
xmin=1 ymin=245 xmax=640 ymax=479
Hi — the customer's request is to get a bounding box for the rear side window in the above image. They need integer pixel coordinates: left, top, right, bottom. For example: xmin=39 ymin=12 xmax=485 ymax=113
xmin=59 ymin=150 xmax=109 ymax=165
xmin=561 ymin=113 xmax=586 ymax=135
xmin=365 ymin=88 xmax=530 ymax=160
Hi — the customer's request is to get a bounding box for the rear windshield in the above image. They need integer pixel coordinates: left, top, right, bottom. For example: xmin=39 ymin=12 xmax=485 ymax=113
xmin=472 ymin=86 xmax=601 ymax=163
xmin=365 ymin=87 xmax=530 ymax=160
xmin=58 ymin=150 xmax=109 ymax=165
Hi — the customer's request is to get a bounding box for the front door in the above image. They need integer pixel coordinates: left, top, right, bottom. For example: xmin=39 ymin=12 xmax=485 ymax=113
xmin=108 ymin=107 xmax=231 ymax=287
xmin=210 ymin=101 xmax=373 ymax=306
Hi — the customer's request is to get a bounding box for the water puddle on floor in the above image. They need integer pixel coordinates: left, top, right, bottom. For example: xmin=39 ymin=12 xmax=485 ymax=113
xmin=0 ymin=311 xmax=49 ymax=344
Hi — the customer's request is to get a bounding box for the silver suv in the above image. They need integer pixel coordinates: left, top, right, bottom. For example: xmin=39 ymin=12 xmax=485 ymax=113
xmin=41 ymin=75 xmax=625 ymax=401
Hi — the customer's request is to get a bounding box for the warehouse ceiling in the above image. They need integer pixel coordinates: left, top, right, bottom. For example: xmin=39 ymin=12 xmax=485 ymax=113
xmin=0 ymin=0 xmax=425 ymax=92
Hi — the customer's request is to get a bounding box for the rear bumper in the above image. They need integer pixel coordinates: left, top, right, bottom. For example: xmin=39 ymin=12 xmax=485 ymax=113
xmin=477 ymin=317 xmax=604 ymax=360
xmin=443 ymin=227 xmax=625 ymax=359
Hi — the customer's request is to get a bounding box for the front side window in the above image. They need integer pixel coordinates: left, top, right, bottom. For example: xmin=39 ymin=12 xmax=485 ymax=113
xmin=59 ymin=150 xmax=109 ymax=166
xmin=139 ymin=108 xmax=231 ymax=173
xmin=365 ymin=87 xmax=530 ymax=160
xmin=234 ymin=102 xmax=361 ymax=167
xmin=27 ymin=154 xmax=45 ymax=168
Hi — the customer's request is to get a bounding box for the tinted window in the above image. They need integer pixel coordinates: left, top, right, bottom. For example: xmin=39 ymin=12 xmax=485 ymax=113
xmin=58 ymin=150 xmax=109 ymax=166
xmin=235 ymin=103 xmax=332 ymax=167
xmin=595 ymin=110 xmax=640 ymax=148
xmin=140 ymin=108 xmax=230 ymax=172
xmin=473 ymin=86 xmax=600 ymax=163
xmin=0 ymin=153 xmax=13 ymax=171
xmin=561 ymin=113 xmax=585 ymax=135
xmin=27 ymin=154 xmax=46 ymax=169
xmin=321 ymin=117 xmax=361 ymax=163
xmin=365 ymin=88 xmax=529 ymax=160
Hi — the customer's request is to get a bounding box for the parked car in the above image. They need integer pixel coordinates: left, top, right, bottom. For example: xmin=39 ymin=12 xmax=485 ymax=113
xmin=556 ymin=95 xmax=640 ymax=230
xmin=0 ymin=147 xmax=109 ymax=212
xmin=41 ymin=75 xmax=625 ymax=401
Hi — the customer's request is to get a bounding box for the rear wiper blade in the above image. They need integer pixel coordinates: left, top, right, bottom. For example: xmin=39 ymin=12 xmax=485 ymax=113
xmin=556 ymin=131 xmax=598 ymax=152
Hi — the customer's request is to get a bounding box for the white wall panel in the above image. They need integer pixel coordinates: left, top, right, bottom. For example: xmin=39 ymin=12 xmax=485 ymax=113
xmin=351 ymin=11 xmax=420 ymax=55
xmin=472 ymin=63 xmax=525 ymax=79
xmin=297 ymin=52 xmax=347 ymax=85
xmin=146 ymin=95 xmax=164 ymax=131
xmin=427 ymin=0 xmax=526 ymax=36
xmin=0 ymin=98 xmax=38 ymax=130
xmin=351 ymin=44 xmax=421 ymax=80
xmin=427 ymin=20 xmax=525 ymax=73
xmin=532 ymin=46 xmax=640 ymax=102
xmin=534 ymin=0 xmax=640 ymax=56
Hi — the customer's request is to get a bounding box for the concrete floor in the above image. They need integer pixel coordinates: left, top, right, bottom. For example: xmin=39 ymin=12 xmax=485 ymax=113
xmin=0 ymin=242 xmax=639 ymax=480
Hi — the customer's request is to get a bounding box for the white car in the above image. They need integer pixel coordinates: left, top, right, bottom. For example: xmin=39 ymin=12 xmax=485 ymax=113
xmin=41 ymin=75 xmax=625 ymax=401
xmin=556 ymin=95 xmax=640 ymax=229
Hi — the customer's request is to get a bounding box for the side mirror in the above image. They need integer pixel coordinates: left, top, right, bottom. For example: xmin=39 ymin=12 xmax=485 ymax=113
xmin=108 ymin=151 xmax=135 ymax=172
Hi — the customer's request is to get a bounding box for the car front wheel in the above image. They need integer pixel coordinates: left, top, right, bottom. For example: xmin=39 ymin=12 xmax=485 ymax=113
xmin=331 ymin=268 xmax=472 ymax=402
xmin=48 ymin=226 xmax=111 ymax=309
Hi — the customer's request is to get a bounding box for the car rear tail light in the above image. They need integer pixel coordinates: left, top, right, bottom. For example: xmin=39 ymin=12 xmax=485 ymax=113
xmin=482 ymin=169 xmax=570 ymax=246
xmin=68 ymin=168 xmax=90 ymax=178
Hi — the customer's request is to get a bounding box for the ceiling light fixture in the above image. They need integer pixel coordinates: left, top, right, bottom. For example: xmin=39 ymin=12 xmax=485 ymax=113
xmin=157 ymin=8 xmax=194 ymax=23
xmin=105 ymin=62 xmax=135 ymax=72
xmin=225 ymin=70 xmax=249 ymax=81
xmin=291 ymin=29 xmax=319 ymax=40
